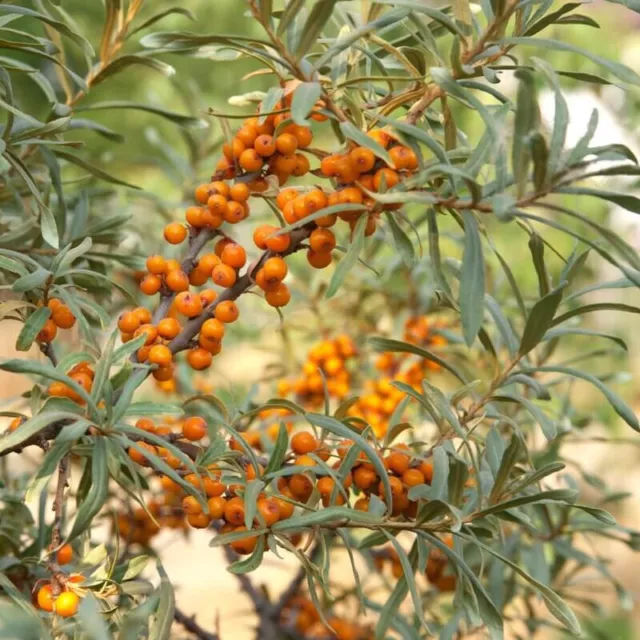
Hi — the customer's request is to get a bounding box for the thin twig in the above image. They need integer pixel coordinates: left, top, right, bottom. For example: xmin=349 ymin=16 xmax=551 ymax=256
xmin=174 ymin=607 xmax=220 ymax=640
xmin=50 ymin=455 xmax=69 ymax=552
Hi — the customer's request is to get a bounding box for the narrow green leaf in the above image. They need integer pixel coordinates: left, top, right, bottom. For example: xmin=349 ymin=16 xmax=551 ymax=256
xmin=16 ymin=307 xmax=50 ymax=352
xmin=325 ymin=214 xmax=367 ymax=298
xmin=295 ymin=0 xmax=339 ymax=59
xmin=519 ymin=283 xmax=567 ymax=356
xmin=384 ymin=212 xmax=416 ymax=267
xmin=54 ymin=149 xmax=141 ymax=189
xmin=459 ymin=211 xmax=485 ymax=346
xmin=291 ymin=82 xmax=321 ymax=126
xmin=149 ymin=564 xmax=175 ymax=640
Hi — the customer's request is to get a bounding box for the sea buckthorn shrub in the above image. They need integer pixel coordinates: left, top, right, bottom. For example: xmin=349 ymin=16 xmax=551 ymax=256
xmin=1 ymin=1 xmax=640 ymax=639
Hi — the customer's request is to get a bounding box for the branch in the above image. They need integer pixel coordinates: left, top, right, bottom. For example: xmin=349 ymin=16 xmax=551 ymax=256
xmin=168 ymin=224 xmax=313 ymax=355
xmin=174 ymin=607 xmax=220 ymax=640
xmin=50 ymin=455 xmax=69 ymax=553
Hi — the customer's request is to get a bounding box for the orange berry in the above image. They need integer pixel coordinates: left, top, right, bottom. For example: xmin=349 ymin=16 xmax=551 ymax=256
xmin=165 ymin=269 xmax=189 ymax=292
xmin=402 ymin=468 xmax=425 ymax=487
xmin=338 ymin=186 xmax=364 ymax=205
xmin=273 ymin=154 xmax=298 ymax=175
xmin=276 ymin=188 xmax=299 ymax=210
xmin=187 ymin=348 xmax=213 ymax=370
xmin=183 ymin=416 xmax=207 ymax=441
xmin=187 ymin=512 xmax=211 ymax=529
xmin=190 ymin=267 xmax=209 ymax=286
xmin=276 ymin=133 xmax=298 ymax=155
xmin=292 ymin=125 xmax=313 ymax=148
xmin=215 ymin=300 xmax=239 ymax=323
xmin=8 ymin=416 xmax=24 ymax=432
xmin=37 ymin=584 xmax=55 ymax=612
xmin=48 ymin=305 xmax=72 ymax=330
xmin=224 ymin=497 xmax=245 ymax=526
xmin=354 ymin=466 xmax=378 ymax=491
xmin=208 ymin=496 xmax=227 ymax=519
xmin=256 ymin=497 xmax=280 ymax=527
xmin=230 ymin=182 xmax=250 ymax=203
xmin=291 ymin=154 xmax=310 ymax=177
xmin=186 ymin=206 xmax=207 ymax=228
xmin=174 ymin=292 xmax=203 ymax=318
xmin=199 ymin=335 xmax=222 ymax=354
xmin=236 ymin=124 xmax=258 ymax=147
xmin=239 ymin=148 xmax=263 ymax=172
xmin=148 ymin=344 xmax=172 ymax=367
xmin=248 ymin=178 xmax=269 ymax=193
xmin=254 ymin=134 xmax=277 ymax=157
xmin=164 ymin=223 xmax=187 ymax=244
xmin=56 ymin=544 xmax=73 ymax=566
xmin=157 ymin=317 xmax=181 ymax=339
xmin=153 ymin=365 xmax=174 ymax=381
xmin=200 ymin=289 xmax=218 ymax=306
xmin=306 ymin=189 xmax=328 ymax=213
xmin=320 ymin=155 xmax=340 ymax=177
xmin=373 ymin=168 xmax=400 ymax=191
xmin=291 ymin=431 xmax=318 ymax=455
xmin=389 ymin=145 xmax=418 ymax=171
xmin=198 ymin=253 xmax=220 ymax=275
xmin=229 ymin=527 xmax=258 ymax=555
xmin=221 ymin=243 xmax=247 ymax=269
xmin=165 ymin=259 xmax=181 ymax=272
xmin=368 ymin=128 xmax=392 ymax=148
xmin=309 ymin=228 xmax=336 ymax=253
xmin=207 ymin=194 xmax=228 ymax=218
xmin=349 ymin=147 xmax=376 ymax=173
xmin=223 ymin=137 xmax=246 ymax=161
xmin=54 ymin=591 xmax=79 ymax=618
xmin=262 ymin=256 xmax=288 ymax=284
xmin=195 ymin=183 xmax=213 ymax=204
xmin=385 ymin=448 xmax=411 ymax=475
xmin=140 ymin=274 xmax=162 ymax=295
xmin=212 ymin=264 xmax=237 ymax=288
xmin=211 ymin=180 xmax=230 ymax=197
xmin=253 ymin=224 xmax=273 ymax=250
xmin=289 ymin=474 xmax=313 ymax=501
xmin=37 ymin=319 xmax=57 ymax=343
xmin=265 ymin=283 xmax=290 ymax=307
xmin=146 ymin=255 xmax=166 ymax=275
xmin=229 ymin=201 xmax=249 ymax=224
xmin=419 ymin=461 xmax=434 ymax=484
xmin=201 ymin=318 xmax=225 ymax=341
xmin=307 ymin=249 xmax=332 ymax=269
xmin=47 ymin=298 xmax=62 ymax=311
xmin=265 ymin=230 xmax=291 ymax=253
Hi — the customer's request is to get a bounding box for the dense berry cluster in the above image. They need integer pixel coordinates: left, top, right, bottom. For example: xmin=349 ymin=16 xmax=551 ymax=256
xmin=277 ymin=335 xmax=358 ymax=406
xmin=36 ymin=298 xmax=77 ymax=345
xmin=47 ymin=361 xmax=95 ymax=403
xmin=34 ymin=545 xmax=83 ymax=618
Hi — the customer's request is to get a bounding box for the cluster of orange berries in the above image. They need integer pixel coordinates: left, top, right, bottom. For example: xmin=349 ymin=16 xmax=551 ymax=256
xmin=282 ymin=595 xmax=372 ymax=639
xmin=47 ymin=360 xmax=94 ymax=404
xmin=375 ymin=316 xmax=447 ymax=384
xmin=35 ymin=544 xmax=83 ymax=618
xmin=318 ymin=134 xmax=418 ymax=235
xmin=215 ymin=88 xmax=319 ymax=189
xmin=36 ymin=298 xmax=76 ymax=344
xmin=277 ymin=335 xmax=357 ymax=406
